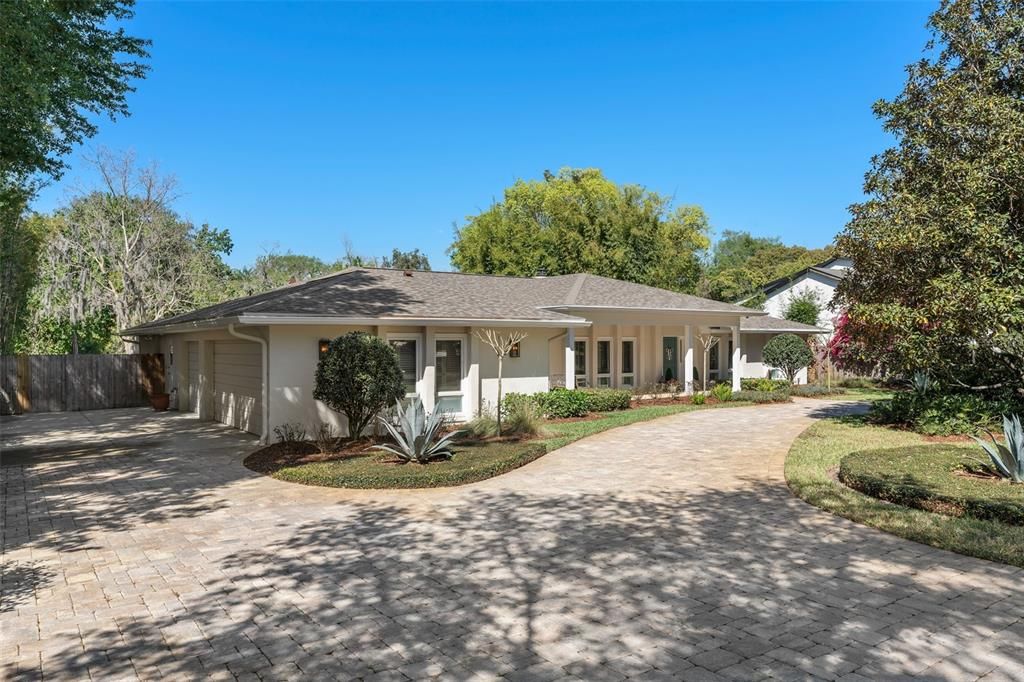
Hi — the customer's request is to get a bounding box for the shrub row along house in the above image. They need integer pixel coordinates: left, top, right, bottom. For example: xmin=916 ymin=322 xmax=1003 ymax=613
xmin=123 ymin=268 xmax=820 ymax=440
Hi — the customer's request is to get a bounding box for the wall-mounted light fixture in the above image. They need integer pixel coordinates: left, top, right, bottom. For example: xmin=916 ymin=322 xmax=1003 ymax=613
xmin=318 ymin=339 xmax=330 ymax=359
xmin=509 ymin=342 xmax=520 ymax=358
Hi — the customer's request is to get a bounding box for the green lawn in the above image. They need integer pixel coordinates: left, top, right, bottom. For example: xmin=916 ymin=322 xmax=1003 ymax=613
xmin=831 ymin=386 xmax=894 ymax=401
xmin=839 ymin=445 xmax=1023 ymax=526
xmin=786 ymin=416 xmax=1024 ymax=567
xmin=263 ymin=400 xmax=753 ymax=489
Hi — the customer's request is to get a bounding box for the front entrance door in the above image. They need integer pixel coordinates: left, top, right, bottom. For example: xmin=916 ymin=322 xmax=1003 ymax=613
xmin=662 ymin=336 xmax=678 ymax=382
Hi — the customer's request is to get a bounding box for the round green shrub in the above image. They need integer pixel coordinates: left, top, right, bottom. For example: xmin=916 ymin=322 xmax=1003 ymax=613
xmin=313 ymin=332 xmax=405 ymax=437
xmin=763 ymin=334 xmax=814 ymax=383
xmin=581 ymin=388 xmax=632 ymax=412
xmin=536 ymin=388 xmax=589 ymax=418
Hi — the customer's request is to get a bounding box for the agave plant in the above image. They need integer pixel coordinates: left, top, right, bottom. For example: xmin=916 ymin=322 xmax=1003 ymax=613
xmin=910 ymin=371 xmax=934 ymax=396
xmin=971 ymin=414 xmax=1024 ymax=483
xmin=374 ymin=397 xmax=462 ymax=464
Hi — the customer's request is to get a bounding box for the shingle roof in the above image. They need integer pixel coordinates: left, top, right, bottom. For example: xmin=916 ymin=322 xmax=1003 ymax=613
xmin=124 ymin=268 xmax=766 ymax=334
xmin=740 ymin=315 xmax=823 ymax=333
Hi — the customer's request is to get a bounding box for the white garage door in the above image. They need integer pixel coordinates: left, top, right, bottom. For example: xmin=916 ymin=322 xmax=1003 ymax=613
xmin=187 ymin=342 xmax=200 ymax=414
xmin=213 ymin=341 xmax=262 ymax=435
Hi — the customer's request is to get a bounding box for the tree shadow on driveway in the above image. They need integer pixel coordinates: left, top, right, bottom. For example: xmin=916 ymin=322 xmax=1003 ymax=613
xmin=17 ymin=484 xmax=1024 ymax=681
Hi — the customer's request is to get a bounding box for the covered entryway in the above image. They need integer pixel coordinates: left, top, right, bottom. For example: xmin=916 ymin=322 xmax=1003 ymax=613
xmin=212 ymin=340 xmax=262 ymax=435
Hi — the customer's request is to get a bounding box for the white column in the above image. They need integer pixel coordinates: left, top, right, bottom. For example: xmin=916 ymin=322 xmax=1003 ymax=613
xmin=468 ymin=330 xmax=481 ymax=416
xmin=612 ymin=324 xmax=621 ymax=388
xmin=653 ymin=325 xmax=662 ymax=381
xmin=564 ymin=327 xmax=576 ymax=390
xmin=423 ymin=326 xmax=436 ymax=411
xmin=684 ymin=325 xmax=694 ymax=395
xmin=732 ymin=325 xmax=742 ymax=392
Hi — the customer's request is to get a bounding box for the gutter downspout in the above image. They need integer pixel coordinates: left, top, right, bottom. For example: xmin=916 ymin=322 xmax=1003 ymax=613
xmin=228 ymin=323 xmax=269 ymax=445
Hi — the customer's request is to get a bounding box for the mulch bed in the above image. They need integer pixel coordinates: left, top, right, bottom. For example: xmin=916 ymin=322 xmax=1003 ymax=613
xmin=244 ymin=439 xmax=380 ymax=474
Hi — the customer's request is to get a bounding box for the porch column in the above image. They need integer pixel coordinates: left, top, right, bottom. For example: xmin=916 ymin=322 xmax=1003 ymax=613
xmin=564 ymin=327 xmax=576 ymax=390
xmin=732 ymin=325 xmax=742 ymax=392
xmin=423 ymin=326 xmax=436 ymax=411
xmin=684 ymin=325 xmax=694 ymax=395
xmin=613 ymin=324 xmax=621 ymax=388
xmin=468 ymin=330 xmax=481 ymax=417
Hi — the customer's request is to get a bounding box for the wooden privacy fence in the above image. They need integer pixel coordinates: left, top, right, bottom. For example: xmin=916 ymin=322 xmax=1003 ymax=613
xmin=0 ymin=354 xmax=165 ymax=415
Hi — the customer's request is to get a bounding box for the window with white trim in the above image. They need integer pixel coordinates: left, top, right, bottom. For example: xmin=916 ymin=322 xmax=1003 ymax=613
xmin=620 ymin=338 xmax=636 ymax=387
xmin=574 ymin=339 xmax=588 ymax=387
xmin=596 ymin=338 xmax=612 ymax=388
xmin=388 ymin=335 xmax=421 ymax=397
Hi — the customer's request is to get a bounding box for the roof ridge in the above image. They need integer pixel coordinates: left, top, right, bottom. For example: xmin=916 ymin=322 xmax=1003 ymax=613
xmin=564 ymin=273 xmax=587 ymax=305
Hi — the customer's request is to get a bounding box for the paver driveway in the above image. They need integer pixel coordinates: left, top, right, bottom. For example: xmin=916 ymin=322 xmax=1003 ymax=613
xmin=2 ymin=402 xmax=1023 ymax=681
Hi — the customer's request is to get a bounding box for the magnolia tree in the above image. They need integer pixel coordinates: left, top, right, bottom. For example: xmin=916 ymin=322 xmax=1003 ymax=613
xmin=834 ymin=0 xmax=1024 ymax=397
xmin=313 ymin=332 xmax=405 ymax=438
xmin=764 ymin=334 xmax=814 ymax=384
xmin=475 ymin=328 xmax=527 ymax=434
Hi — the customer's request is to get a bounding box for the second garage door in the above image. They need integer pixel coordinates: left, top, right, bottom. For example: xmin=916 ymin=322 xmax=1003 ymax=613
xmin=213 ymin=340 xmax=262 ymax=435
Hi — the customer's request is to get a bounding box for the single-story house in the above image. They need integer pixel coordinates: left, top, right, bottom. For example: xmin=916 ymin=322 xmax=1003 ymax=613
xmin=124 ymin=268 xmax=821 ymax=441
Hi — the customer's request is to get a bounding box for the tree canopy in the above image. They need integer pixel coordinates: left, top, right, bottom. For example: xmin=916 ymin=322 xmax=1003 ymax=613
xmin=448 ymin=168 xmax=710 ymax=293
xmin=834 ymin=0 xmax=1024 ymax=397
xmin=0 ymin=0 xmax=149 ymax=192
xmin=698 ymin=230 xmax=832 ymax=304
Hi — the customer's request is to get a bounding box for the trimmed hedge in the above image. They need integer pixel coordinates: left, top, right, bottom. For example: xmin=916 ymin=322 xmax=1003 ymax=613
xmin=839 ymin=445 xmax=1024 ymax=526
xmin=791 ymin=385 xmax=847 ymax=397
xmin=741 ymin=378 xmax=791 ymax=392
xmin=536 ymin=388 xmax=590 ymax=418
xmin=580 ymin=388 xmax=632 ymax=412
xmin=731 ymin=389 xmax=791 ymax=404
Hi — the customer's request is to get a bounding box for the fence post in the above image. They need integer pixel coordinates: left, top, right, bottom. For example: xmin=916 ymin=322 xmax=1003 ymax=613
xmin=15 ymin=354 xmax=31 ymax=413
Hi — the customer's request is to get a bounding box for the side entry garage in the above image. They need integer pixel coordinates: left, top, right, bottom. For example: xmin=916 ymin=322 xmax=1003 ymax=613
xmin=212 ymin=340 xmax=263 ymax=435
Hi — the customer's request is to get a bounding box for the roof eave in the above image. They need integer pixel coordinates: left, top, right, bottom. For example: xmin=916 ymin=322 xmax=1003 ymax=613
xmin=541 ymin=304 xmax=767 ymax=316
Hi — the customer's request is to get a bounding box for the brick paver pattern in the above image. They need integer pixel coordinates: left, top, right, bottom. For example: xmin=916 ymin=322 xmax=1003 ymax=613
xmin=2 ymin=402 xmax=1023 ymax=680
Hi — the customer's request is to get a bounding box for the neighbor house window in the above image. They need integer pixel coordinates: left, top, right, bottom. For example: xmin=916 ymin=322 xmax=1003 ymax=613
xmin=596 ymin=339 xmax=612 ymax=388
xmin=620 ymin=339 xmax=635 ymax=387
xmin=574 ymin=339 xmax=588 ymax=387
xmin=388 ymin=337 xmax=420 ymax=396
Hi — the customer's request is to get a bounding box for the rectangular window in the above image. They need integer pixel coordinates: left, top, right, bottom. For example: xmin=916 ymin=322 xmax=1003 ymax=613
xmin=621 ymin=339 xmax=635 ymax=387
xmin=709 ymin=339 xmax=720 ymax=372
xmin=596 ymin=339 xmax=612 ymax=387
xmin=390 ymin=339 xmax=418 ymax=395
xmin=728 ymin=340 xmax=734 ymax=370
xmin=574 ymin=339 xmax=588 ymax=387
xmin=435 ymin=339 xmax=462 ymax=393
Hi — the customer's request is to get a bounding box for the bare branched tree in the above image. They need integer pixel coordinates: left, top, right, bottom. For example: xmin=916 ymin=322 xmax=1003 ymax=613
xmin=38 ymin=149 xmax=232 ymax=351
xmin=474 ymin=328 xmax=528 ymax=434
xmin=697 ymin=334 xmax=718 ymax=391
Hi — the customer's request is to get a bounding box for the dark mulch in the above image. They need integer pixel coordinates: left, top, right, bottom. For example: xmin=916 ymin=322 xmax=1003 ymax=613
xmin=244 ymin=439 xmax=379 ymax=474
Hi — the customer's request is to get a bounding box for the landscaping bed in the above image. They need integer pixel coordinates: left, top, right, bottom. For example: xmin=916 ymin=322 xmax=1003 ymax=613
xmin=245 ymin=400 xmax=756 ymax=489
xmin=786 ymin=416 xmax=1024 ymax=567
xmin=839 ymin=445 xmax=1023 ymax=526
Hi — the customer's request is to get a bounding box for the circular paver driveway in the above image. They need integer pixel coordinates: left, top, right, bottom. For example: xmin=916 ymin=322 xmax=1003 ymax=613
xmin=2 ymin=402 xmax=1022 ymax=681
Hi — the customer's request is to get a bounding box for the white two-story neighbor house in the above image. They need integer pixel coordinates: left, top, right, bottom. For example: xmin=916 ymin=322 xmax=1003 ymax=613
xmin=753 ymin=256 xmax=851 ymax=335
xmin=124 ymin=268 xmax=821 ymax=441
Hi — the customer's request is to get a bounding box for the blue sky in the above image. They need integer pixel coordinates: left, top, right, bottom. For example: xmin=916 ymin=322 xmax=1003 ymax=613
xmin=33 ymin=1 xmax=935 ymax=270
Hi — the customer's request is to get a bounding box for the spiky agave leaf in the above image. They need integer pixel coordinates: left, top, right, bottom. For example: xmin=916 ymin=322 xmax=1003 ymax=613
xmin=373 ymin=396 xmax=463 ymax=464
xmin=970 ymin=414 xmax=1024 ymax=483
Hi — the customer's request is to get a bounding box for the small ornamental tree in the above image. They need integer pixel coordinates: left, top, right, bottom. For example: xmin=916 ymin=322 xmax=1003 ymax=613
xmin=782 ymin=289 xmax=822 ymax=327
xmin=313 ymin=332 xmax=405 ymax=438
xmin=763 ymin=333 xmax=815 ymax=384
